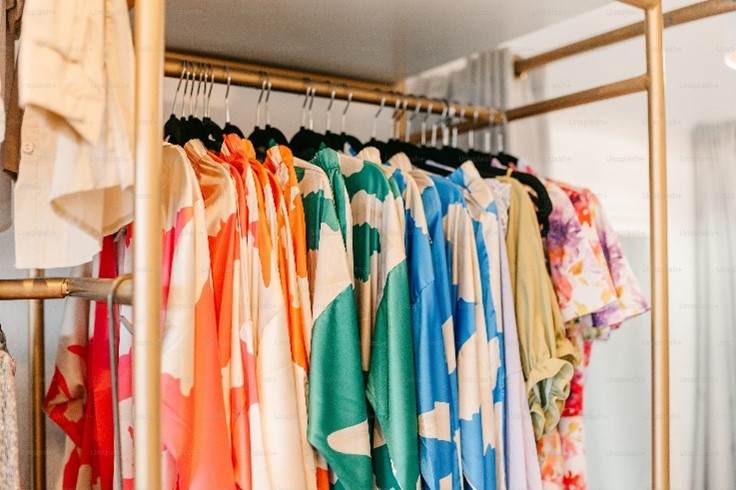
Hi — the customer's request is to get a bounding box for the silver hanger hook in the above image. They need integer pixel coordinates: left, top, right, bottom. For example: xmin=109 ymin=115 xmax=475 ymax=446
xmin=441 ymin=100 xmax=451 ymax=147
xmin=432 ymin=101 xmax=448 ymax=148
xmin=301 ymin=80 xmax=312 ymax=128
xmin=450 ymin=101 xmax=464 ymax=148
xmin=401 ymin=97 xmax=409 ymax=120
xmin=180 ymin=61 xmax=191 ymax=118
xmin=307 ymin=85 xmax=316 ymax=130
xmin=484 ymin=106 xmax=495 ymax=153
xmin=225 ymin=65 xmax=232 ymax=124
xmin=406 ymin=98 xmax=421 ymax=143
xmin=391 ymin=97 xmax=402 ymax=119
xmin=468 ymin=108 xmax=479 ymax=149
xmin=194 ymin=63 xmax=205 ymax=118
xmin=399 ymin=97 xmax=409 ymax=141
xmin=265 ymin=76 xmax=273 ymax=127
xmin=205 ymin=64 xmax=215 ymax=119
xmin=188 ymin=62 xmax=199 ymax=117
xmin=326 ymin=83 xmax=336 ymax=132
xmin=255 ymin=72 xmax=267 ymax=129
xmin=341 ymin=86 xmax=352 ymax=133
xmin=371 ymin=95 xmax=386 ymax=140
xmin=421 ymin=102 xmax=433 ymax=146
xmin=171 ymin=61 xmax=187 ymax=115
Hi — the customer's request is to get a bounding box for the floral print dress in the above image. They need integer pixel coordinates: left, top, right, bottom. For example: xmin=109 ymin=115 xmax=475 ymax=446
xmin=538 ymin=179 xmax=650 ymax=490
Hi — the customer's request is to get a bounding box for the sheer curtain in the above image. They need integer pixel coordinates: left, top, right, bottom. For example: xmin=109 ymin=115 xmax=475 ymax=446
xmin=691 ymin=121 xmax=736 ymax=489
xmin=403 ymin=48 xmax=550 ymax=173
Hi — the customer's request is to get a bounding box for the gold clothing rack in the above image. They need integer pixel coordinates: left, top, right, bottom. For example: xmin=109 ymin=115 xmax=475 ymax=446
xmin=164 ymin=51 xmax=507 ymax=126
xmin=514 ymin=0 xmax=736 ymax=77
xmin=0 ymin=275 xmax=133 ymax=303
xmin=4 ymin=0 xmax=732 ymax=488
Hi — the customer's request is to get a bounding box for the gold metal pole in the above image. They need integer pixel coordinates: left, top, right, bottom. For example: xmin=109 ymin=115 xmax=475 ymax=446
xmin=29 ymin=269 xmax=45 ymax=490
xmin=164 ymin=54 xmax=503 ymax=126
xmin=166 ymin=50 xmax=394 ymax=92
xmin=134 ymin=0 xmax=164 ymax=487
xmin=506 ymin=74 xmax=647 ymax=121
xmin=515 ymin=0 xmax=736 ymax=77
xmin=411 ymin=74 xmax=648 ymax=143
xmin=0 ymin=276 xmax=133 ymax=304
xmin=644 ymin=1 xmax=670 ymax=488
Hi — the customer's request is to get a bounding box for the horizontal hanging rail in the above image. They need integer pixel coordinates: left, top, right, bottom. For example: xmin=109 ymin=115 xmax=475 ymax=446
xmin=0 ymin=275 xmax=133 ymax=304
xmin=409 ymin=74 xmax=648 ymax=143
xmin=164 ymin=52 xmax=506 ymax=126
xmin=514 ymin=0 xmax=736 ymax=77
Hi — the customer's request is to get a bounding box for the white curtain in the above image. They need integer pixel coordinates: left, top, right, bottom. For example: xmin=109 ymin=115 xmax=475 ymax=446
xmin=691 ymin=121 xmax=736 ymax=490
xmin=403 ymin=47 xmax=550 ymax=173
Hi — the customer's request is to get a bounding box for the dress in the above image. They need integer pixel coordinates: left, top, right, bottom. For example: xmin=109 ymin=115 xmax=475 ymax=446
xmin=328 ymin=149 xmax=420 ymax=490
xmin=294 ymin=155 xmax=372 ymax=489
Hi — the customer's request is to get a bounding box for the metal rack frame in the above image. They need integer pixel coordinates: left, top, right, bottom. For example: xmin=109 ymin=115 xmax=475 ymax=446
xmin=4 ymin=0 xmax=734 ymax=488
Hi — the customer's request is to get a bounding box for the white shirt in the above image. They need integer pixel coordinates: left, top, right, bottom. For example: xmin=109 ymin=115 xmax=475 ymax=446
xmin=14 ymin=0 xmax=134 ymax=268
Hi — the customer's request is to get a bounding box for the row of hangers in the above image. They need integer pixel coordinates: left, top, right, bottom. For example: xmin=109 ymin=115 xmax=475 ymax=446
xmin=163 ymin=61 xmax=551 ymax=235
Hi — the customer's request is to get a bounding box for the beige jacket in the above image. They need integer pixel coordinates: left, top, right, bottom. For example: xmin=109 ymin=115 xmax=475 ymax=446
xmin=14 ymin=0 xmax=135 ymax=268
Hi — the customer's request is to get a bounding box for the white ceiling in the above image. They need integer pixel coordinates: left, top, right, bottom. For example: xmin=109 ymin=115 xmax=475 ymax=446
xmin=165 ymin=0 xmax=613 ymax=83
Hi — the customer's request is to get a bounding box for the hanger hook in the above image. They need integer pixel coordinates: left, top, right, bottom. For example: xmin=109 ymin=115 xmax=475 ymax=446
xmin=371 ymin=95 xmax=386 ymax=140
xmin=194 ymin=63 xmax=205 ymax=118
xmin=171 ymin=61 xmax=186 ymax=115
xmin=188 ymin=62 xmax=199 ymax=117
xmin=180 ymin=61 xmax=191 ymax=118
xmin=325 ymin=83 xmax=336 ymax=132
xmin=265 ymin=76 xmax=272 ymax=127
xmin=225 ymin=65 xmax=232 ymax=124
xmin=396 ymin=96 xmax=408 ymax=140
xmin=255 ymin=71 xmax=267 ymax=129
xmin=406 ymin=98 xmax=421 ymax=143
xmin=432 ymin=100 xmax=448 ymax=148
xmin=484 ymin=106 xmax=497 ymax=153
xmin=205 ymin=64 xmax=215 ymax=119
xmin=449 ymin=100 xmax=462 ymax=148
xmin=301 ymin=79 xmax=312 ymax=128
xmin=391 ymin=96 xmax=402 ymax=119
xmin=421 ymin=102 xmax=433 ymax=146
xmin=468 ymin=108 xmax=479 ymax=149
xmin=341 ymin=85 xmax=352 ymax=133
xmin=201 ymin=64 xmax=209 ymax=118
xmin=307 ymin=84 xmax=316 ymax=130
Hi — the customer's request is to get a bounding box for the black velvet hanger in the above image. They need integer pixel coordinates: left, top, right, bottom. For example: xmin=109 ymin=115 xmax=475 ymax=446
xmin=164 ymin=113 xmax=184 ymax=145
xmin=202 ymin=116 xmax=224 ymax=151
xmin=249 ymin=80 xmax=288 ymax=160
xmin=290 ymin=85 xmax=327 ymax=160
xmin=290 ymin=126 xmax=324 ymax=160
xmin=355 ymin=96 xmax=391 ymax=160
xmin=470 ymin=152 xmax=552 ymax=236
xmin=164 ymin=64 xmax=188 ymax=145
xmin=198 ymin=66 xmax=224 ymax=151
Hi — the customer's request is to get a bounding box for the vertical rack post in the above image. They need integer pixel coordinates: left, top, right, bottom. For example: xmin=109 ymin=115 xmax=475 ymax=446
xmin=644 ymin=1 xmax=670 ymax=488
xmin=133 ymin=0 xmax=164 ymax=487
xmin=29 ymin=268 xmax=45 ymax=490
